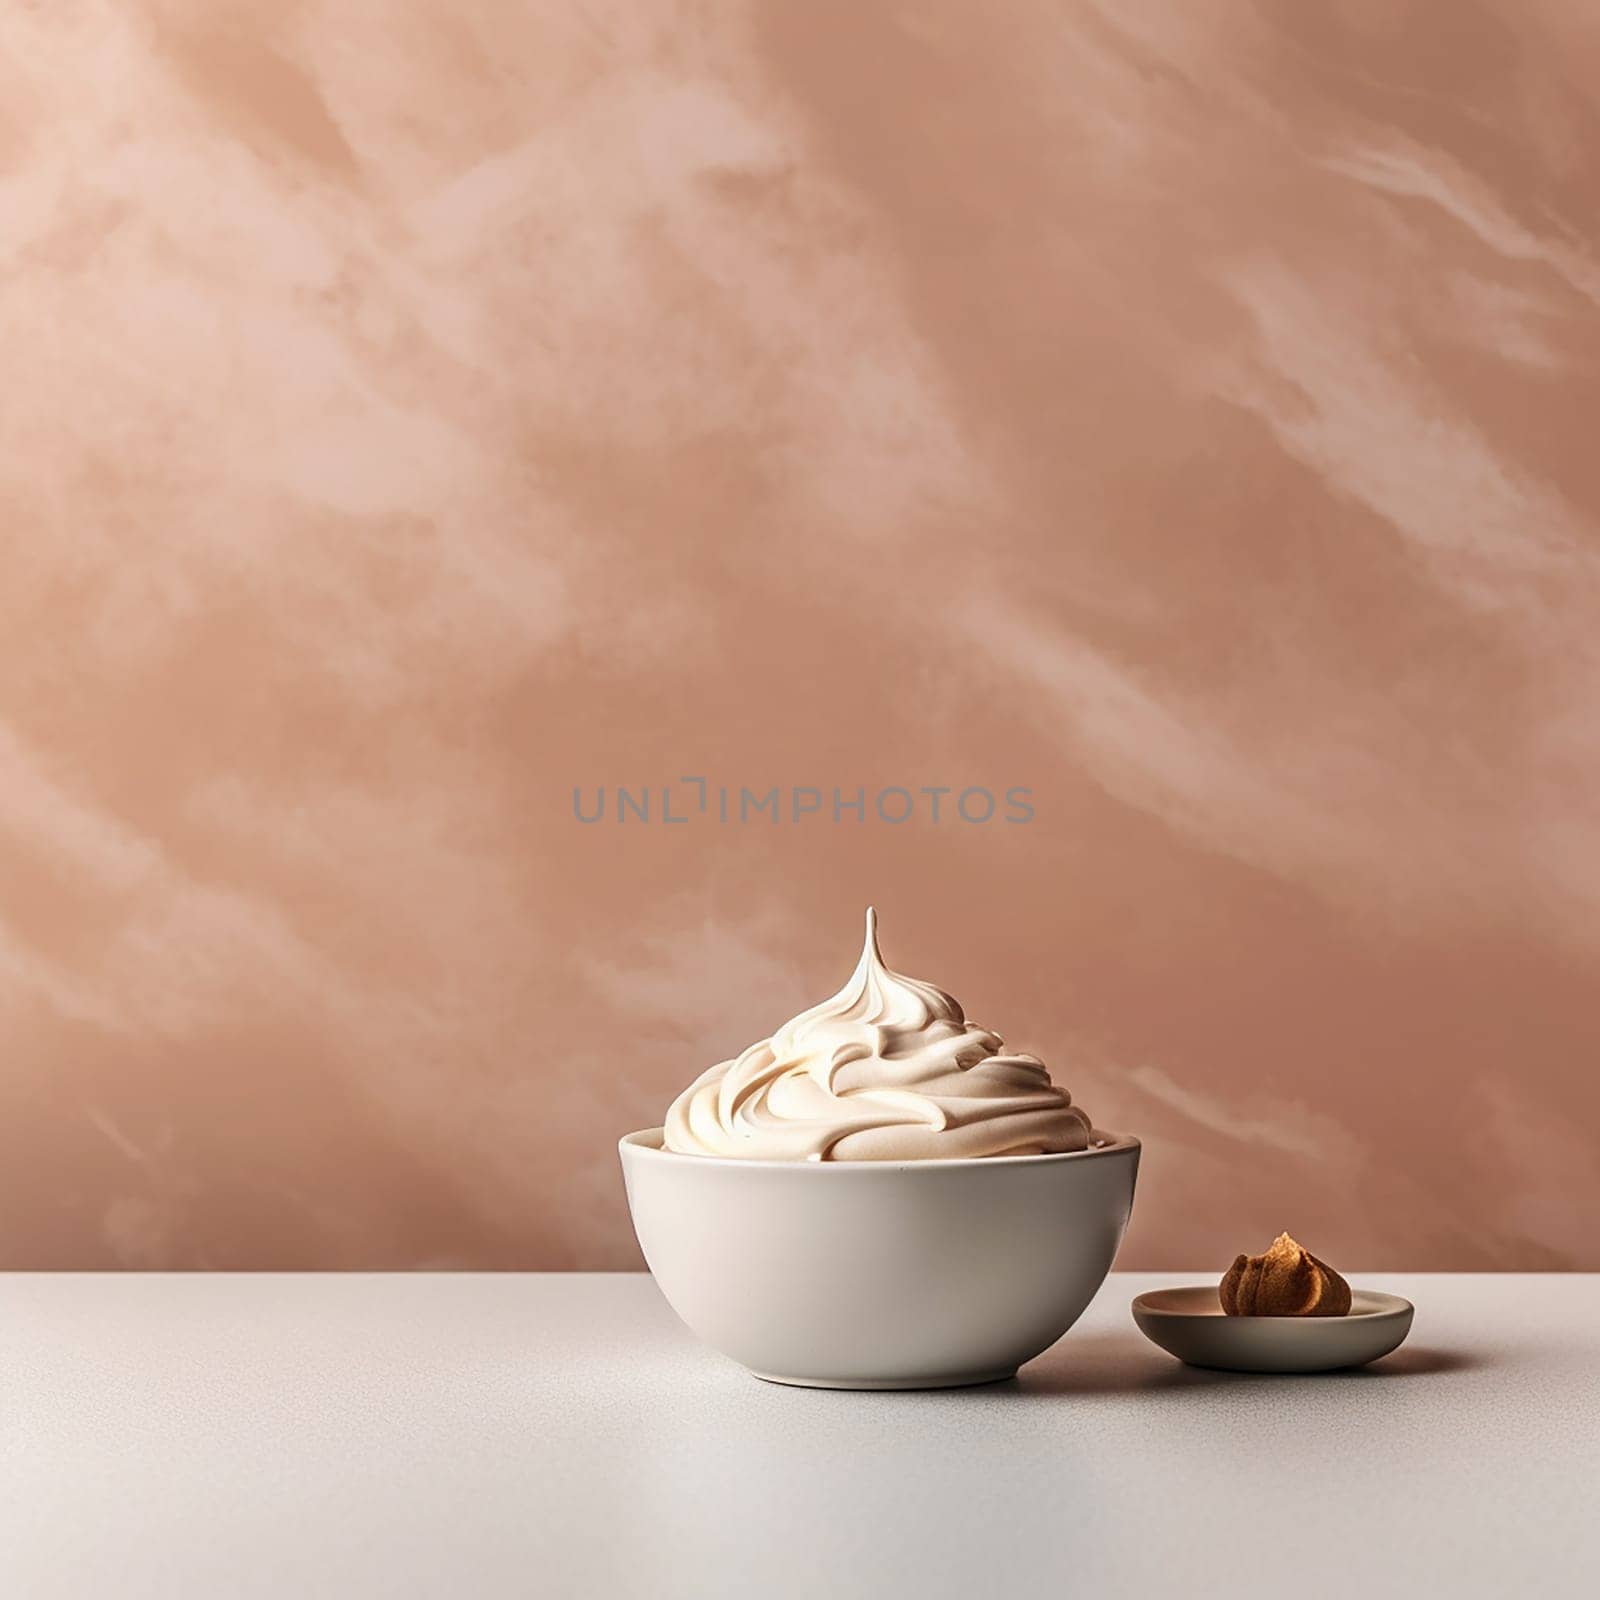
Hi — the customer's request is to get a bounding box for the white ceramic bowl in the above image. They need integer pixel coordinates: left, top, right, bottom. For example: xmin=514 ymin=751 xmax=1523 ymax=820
xmin=619 ymin=1128 xmax=1139 ymax=1389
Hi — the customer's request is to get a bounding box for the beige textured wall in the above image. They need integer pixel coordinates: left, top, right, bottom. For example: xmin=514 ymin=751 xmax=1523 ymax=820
xmin=4 ymin=1 xmax=1599 ymax=1269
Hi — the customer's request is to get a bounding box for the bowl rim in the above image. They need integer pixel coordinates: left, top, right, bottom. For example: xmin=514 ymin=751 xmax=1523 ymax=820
xmin=1131 ymin=1285 xmax=1414 ymax=1324
xmin=619 ymin=1126 xmax=1139 ymax=1171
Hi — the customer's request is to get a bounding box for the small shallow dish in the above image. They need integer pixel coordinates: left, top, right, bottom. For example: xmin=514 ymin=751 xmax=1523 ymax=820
xmin=1132 ymin=1285 xmax=1414 ymax=1373
xmin=621 ymin=1127 xmax=1139 ymax=1389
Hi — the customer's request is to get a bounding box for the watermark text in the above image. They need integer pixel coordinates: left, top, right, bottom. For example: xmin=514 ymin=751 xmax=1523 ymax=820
xmin=572 ymin=778 xmax=1034 ymax=825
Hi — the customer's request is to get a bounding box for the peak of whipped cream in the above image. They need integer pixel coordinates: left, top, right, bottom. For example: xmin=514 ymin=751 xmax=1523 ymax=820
xmin=662 ymin=908 xmax=1093 ymax=1161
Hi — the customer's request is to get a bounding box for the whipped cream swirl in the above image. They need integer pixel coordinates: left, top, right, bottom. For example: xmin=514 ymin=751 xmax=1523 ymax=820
xmin=663 ymin=909 xmax=1093 ymax=1161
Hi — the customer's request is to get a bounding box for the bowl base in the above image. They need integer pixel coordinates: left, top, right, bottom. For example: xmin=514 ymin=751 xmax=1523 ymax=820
xmin=748 ymin=1366 xmax=1018 ymax=1391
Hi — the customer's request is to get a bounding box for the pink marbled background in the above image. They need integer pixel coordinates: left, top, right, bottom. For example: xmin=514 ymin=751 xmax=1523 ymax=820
xmin=4 ymin=1 xmax=1599 ymax=1269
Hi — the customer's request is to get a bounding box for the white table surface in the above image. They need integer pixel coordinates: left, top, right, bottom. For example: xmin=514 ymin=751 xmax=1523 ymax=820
xmin=1 ymin=1272 xmax=1595 ymax=1599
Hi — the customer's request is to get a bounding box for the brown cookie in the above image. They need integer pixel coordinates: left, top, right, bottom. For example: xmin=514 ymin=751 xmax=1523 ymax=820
xmin=1219 ymin=1232 xmax=1351 ymax=1317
